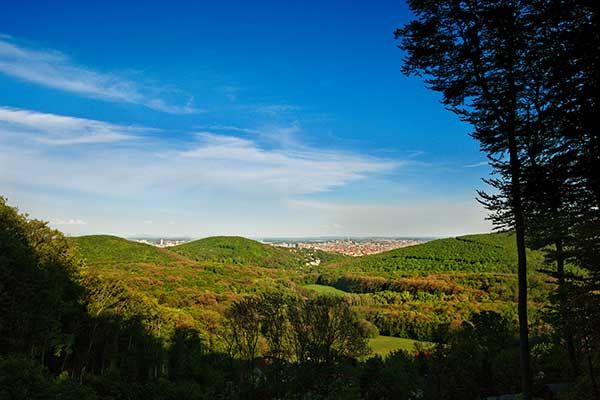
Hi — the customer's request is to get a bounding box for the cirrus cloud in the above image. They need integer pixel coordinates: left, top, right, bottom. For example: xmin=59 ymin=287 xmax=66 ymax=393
xmin=0 ymin=106 xmax=397 ymax=198
xmin=0 ymin=106 xmax=147 ymax=145
xmin=50 ymin=218 xmax=87 ymax=225
xmin=0 ymin=36 xmax=201 ymax=114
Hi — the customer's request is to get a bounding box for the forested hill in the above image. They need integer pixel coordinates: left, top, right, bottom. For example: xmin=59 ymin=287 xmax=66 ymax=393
xmin=70 ymin=232 xmax=545 ymax=273
xmin=170 ymin=235 xmax=346 ymax=268
xmin=71 ymin=234 xmax=346 ymax=270
xmin=169 ymin=236 xmax=302 ymax=268
xmin=70 ymin=235 xmax=178 ymax=264
xmin=326 ymin=232 xmax=545 ymax=274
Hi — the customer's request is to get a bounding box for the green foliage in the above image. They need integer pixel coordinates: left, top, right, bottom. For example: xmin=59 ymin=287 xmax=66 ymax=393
xmin=224 ymin=296 xmax=263 ymax=361
xmin=225 ymin=294 xmax=370 ymax=365
xmin=302 ymin=284 xmax=347 ymax=297
xmin=0 ymin=197 xmax=580 ymax=399
xmin=0 ymin=197 xmax=85 ymax=362
xmin=171 ymin=236 xmax=308 ymax=268
xmin=360 ymin=351 xmax=422 ymax=400
xmin=69 ymin=229 xmax=554 ymax=345
xmin=328 ymin=232 xmax=545 ymax=274
xmin=168 ymin=328 xmax=206 ymax=381
xmin=368 ymin=336 xmax=432 ymax=357
xmin=71 ymin=235 xmax=176 ymax=265
xmin=0 ymin=356 xmax=98 ymax=400
xmin=287 ymin=296 xmax=371 ymax=363
xmin=0 ymin=355 xmax=54 ymax=400
xmin=424 ymin=312 xmax=521 ymax=399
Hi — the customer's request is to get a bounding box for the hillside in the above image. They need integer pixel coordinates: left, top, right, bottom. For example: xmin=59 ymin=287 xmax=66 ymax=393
xmin=70 ymin=235 xmax=177 ymax=265
xmin=69 ymin=235 xmax=313 ymax=333
xmin=325 ymin=232 xmax=545 ymax=274
xmin=68 ymin=232 xmax=553 ymax=346
xmin=172 ymin=236 xmax=315 ymax=269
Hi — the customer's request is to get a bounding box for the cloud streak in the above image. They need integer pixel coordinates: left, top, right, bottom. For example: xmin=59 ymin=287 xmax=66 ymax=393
xmin=0 ymin=107 xmax=396 ymax=198
xmin=177 ymin=131 xmax=397 ymax=194
xmin=464 ymin=161 xmax=489 ymax=168
xmin=0 ymin=37 xmax=201 ymax=114
xmin=0 ymin=106 xmax=146 ymax=145
xmin=51 ymin=218 xmax=87 ymax=225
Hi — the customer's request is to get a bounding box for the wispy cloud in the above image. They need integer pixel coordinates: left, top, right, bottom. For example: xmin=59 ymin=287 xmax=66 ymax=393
xmin=0 ymin=107 xmax=396 ymax=197
xmin=253 ymin=104 xmax=299 ymax=115
xmin=196 ymin=124 xmax=263 ymax=135
xmin=0 ymin=106 xmax=147 ymax=145
xmin=50 ymin=218 xmax=87 ymax=225
xmin=233 ymin=103 xmax=300 ymax=116
xmin=195 ymin=124 xmax=304 ymax=147
xmin=464 ymin=161 xmax=489 ymax=168
xmin=178 ymin=131 xmax=397 ymax=194
xmin=0 ymin=37 xmax=201 ymax=114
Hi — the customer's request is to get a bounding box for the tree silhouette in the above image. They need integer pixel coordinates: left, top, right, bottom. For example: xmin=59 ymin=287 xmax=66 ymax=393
xmin=396 ymin=1 xmax=599 ymax=397
xmin=395 ymin=2 xmax=542 ymax=396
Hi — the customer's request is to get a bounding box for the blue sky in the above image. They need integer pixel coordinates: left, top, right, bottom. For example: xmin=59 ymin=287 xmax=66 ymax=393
xmin=0 ymin=0 xmax=492 ymax=237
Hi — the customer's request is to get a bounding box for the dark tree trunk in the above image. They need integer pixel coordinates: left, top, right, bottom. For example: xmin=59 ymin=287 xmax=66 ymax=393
xmin=555 ymin=239 xmax=579 ymax=373
xmin=507 ymin=120 xmax=532 ymax=399
xmin=587 ymin=349 xmax=600 ymax=400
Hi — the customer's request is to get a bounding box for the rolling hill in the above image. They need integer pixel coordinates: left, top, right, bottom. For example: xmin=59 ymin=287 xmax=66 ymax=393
xmin=325 ymin=232 xmax=545 ymax=275
xmin=68 ymin=232 xmax=553 ymax=344
xmin=69 ymin=235 xmax=312 ymax=331
xmin=70 ymin=235 xmax=177 ymax=264
xmin=171 ymin=236 xmax=312 ymax=269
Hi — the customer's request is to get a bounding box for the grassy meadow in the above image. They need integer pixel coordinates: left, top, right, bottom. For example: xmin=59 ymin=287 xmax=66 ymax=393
xmin=368 ymin=335 xmax=433 ymax=356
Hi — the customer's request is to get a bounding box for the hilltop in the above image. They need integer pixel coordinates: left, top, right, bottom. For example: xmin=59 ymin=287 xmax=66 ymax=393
xmin=171 ymin=235 xmax=339 ymax=269
xmin=70 ymin=235 xmax=177 ymax=264
xmin=326 ymin=231 xmax=545 ymax=275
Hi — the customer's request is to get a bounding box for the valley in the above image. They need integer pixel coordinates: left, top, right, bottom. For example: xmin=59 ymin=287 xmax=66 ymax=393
xmin=69 ymin=231 xmax=553 ymax=353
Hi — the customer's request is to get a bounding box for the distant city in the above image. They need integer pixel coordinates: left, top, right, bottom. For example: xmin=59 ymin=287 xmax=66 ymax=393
xmin=128 ymin=236 xmax=431 ymax=256
xmin=129 ymin=237 xmax=191 ymax=248
xmin=262 ymin=237 xmax=431 ymax=256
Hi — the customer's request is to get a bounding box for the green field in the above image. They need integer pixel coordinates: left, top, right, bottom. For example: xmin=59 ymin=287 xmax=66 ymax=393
xmin=303 ymin=284 xmax=347 ymax=296
xmin=369 ymin=336 xmax=433 ymax=357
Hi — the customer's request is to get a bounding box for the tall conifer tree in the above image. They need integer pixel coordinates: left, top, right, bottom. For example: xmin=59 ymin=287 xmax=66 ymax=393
xmin=396 ymin=2 xmax=537 ymax=396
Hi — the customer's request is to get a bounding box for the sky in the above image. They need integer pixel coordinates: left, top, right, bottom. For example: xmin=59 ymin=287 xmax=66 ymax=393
xmin=0 ymin=0 xmax=493 ymax=238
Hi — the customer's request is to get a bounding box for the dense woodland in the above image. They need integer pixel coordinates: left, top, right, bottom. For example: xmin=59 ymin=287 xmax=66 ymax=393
xmin=1 ymin=0 xmax=599 ymax=399
xmin=0 ymin=198 xmax=595 ymax=399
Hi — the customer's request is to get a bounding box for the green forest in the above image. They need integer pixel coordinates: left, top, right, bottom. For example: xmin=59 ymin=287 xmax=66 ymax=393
xmin=0 ymin=195 xmax=597 ymax=399
xmin=1 ymin=1 xmax=599 ymax=399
